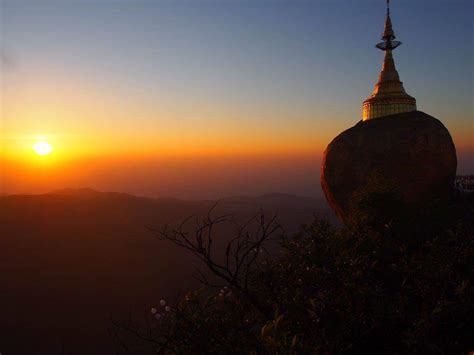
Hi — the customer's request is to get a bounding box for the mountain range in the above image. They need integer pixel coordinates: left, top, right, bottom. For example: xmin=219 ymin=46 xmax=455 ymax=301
xmin=0 ymin=189 xmax=333 ymax=354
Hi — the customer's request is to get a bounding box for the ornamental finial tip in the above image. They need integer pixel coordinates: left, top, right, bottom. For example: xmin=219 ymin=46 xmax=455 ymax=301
xmin=376 ymin=0 xmax=400 ymax=50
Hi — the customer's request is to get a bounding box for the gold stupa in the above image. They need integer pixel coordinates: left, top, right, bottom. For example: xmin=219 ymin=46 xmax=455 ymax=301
xmin=362 ymin=0 xmax=416 ymax=121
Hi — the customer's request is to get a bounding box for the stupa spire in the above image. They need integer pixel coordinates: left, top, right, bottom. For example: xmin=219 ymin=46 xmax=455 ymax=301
xmin=362 ymin=0 xmax=417 ymax=121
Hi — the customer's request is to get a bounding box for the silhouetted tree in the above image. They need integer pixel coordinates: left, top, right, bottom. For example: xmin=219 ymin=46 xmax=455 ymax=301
xmin=113 ymin=189 xmax=474 ymax=354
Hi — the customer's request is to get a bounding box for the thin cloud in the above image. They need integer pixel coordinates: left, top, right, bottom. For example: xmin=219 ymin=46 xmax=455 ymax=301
xmin=1 ymin=44 xmax=16 ymax=71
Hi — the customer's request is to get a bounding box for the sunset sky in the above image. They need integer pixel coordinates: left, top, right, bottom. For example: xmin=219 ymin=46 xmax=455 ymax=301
xmin=1 ymin=0 xmax=472 ymax=198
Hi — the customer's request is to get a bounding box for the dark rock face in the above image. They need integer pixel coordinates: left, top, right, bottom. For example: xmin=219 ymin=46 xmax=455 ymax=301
xmin=321 ymin=111 xmax=457 ymax=223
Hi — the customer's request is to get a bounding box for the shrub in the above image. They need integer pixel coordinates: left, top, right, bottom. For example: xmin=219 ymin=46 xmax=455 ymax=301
xmin=114 ymin=192 xmax=474 ymax=354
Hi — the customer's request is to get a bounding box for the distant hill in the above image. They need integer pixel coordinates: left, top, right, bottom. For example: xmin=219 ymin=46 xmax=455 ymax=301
xmin=0 ymin=189 xmax=333 ymax=354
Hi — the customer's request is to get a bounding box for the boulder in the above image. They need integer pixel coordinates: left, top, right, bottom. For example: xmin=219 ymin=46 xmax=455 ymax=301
xmin=321 ymin=111 xmax=457 ymax=223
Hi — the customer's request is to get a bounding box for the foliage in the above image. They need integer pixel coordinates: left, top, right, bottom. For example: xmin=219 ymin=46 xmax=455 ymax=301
xmin=114 ymin=191 xmax=474 ymax=354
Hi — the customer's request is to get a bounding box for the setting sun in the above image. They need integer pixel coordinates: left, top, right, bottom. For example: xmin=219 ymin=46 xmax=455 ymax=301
xmin=33 ymin=141 xmax=53 ymax=156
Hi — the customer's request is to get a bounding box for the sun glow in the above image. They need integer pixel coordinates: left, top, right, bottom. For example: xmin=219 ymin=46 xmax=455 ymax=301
xmin=33 ymin=141 xmax=53 ymax=156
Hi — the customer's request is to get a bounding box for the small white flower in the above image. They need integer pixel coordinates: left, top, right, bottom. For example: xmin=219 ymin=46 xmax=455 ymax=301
xmin=165 ymin=306 xmax=171 ymax=312
xmin=160 ymin=299 xmax=166 ymax=306
xmin=151 ymin=307 xmax=157 ymax=314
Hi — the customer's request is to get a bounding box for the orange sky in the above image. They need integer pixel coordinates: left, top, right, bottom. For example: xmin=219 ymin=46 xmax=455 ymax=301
xmin=1 ymin=68 xmax=472 ymax=198
xmin=0 ymin=70 xmax=472 ymax=198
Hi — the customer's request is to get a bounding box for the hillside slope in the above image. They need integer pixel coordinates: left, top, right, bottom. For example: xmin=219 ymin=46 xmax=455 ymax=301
xmin=0 ymin=190 xmax=331 ymax=354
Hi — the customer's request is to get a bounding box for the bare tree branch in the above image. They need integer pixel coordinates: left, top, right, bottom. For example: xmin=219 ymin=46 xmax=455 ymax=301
xmin=154 ymin=205 xmax=282 ymax=317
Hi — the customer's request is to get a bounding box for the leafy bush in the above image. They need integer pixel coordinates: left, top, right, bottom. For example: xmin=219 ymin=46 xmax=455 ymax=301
xmin=115 ymin=190 xmax=474 ymax=354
